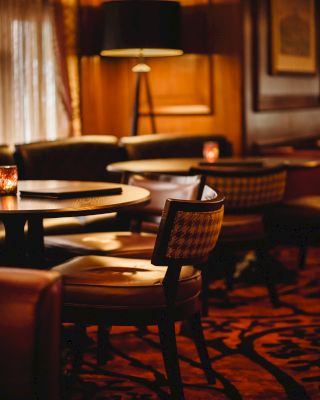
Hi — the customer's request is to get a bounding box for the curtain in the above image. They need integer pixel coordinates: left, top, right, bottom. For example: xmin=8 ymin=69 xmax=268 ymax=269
xmin=0 ymin=0 xmax=71 ymax=145
xmin=52 ymin=0 xmax=81 ymax=136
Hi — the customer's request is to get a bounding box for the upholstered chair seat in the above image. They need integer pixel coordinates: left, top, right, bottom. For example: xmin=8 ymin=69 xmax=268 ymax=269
xmin=42 ymin=213 xmax=118 ymax=235
xmin=45 ymin=174 xmax=201 ymax=259
xmin=265 ymin=195 xmax=320 ymax=269
xmin=53 ymin=255 xmax=200 ymax=313
xmin=52 ymin=195 xmax=225 ymax=399
xmin=46 ymin=231 xmax=156 ymax=259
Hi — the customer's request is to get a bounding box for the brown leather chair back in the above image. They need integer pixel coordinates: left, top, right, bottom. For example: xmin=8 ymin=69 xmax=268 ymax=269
xmin=0 ymin=145 xmax=15 ymax=165
xmin=120 ymin=133 xmax=233 ymax=160
xmin=15 ymin=135 xmax=127 ymax=181
xmin=0 ymin=268 xmax=62 ymax=400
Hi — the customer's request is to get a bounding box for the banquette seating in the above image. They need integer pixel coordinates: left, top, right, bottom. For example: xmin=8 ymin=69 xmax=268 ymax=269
xmin=14 ymin=135 xmax=127 ymax=182
xmin=119 ymin=132 xmax=233 ymax=160
xmin=13 ymin=133 xmax=233 ymax=182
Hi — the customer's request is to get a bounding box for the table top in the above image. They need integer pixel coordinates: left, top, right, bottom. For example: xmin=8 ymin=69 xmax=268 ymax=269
xmin=0 ymin=180 xmax=151 ymax=217
xmin=107 ymin=156 xmax=320 ymax=175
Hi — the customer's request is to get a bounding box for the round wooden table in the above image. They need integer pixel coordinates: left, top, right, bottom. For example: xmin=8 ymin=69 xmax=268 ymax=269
xmin=0 ymin=180 xmax=150 ymax=266
xmin=107 ymin=156 xmax=320 ymax=178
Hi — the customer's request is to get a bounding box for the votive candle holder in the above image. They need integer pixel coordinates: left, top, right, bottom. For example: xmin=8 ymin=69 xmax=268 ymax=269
xmin=203 ymin=141 xmax=220 ymax=163
xmin=0 ymin=165 xmax=18 ymax=195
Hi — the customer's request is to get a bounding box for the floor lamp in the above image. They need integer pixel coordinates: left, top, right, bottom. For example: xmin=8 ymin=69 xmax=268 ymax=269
xmin=100 ymin=0 xmax=183 ymax=136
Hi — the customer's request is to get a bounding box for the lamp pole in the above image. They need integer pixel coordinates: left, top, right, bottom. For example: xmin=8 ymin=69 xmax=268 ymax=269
xmin=131 ymin=59 xmax=157 ymax=136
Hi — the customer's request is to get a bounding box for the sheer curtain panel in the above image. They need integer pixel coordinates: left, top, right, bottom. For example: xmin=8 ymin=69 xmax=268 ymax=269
xmin=0 ymin=0 xmax=70 ymax=146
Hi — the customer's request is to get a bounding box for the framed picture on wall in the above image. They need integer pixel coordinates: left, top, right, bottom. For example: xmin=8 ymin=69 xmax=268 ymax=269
xmin=270 ymin=0 xmax=317 ymax=74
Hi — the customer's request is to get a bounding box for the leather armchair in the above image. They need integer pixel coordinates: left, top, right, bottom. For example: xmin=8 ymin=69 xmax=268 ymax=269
xmin=0 ymin=268 xmax=62 ymax=400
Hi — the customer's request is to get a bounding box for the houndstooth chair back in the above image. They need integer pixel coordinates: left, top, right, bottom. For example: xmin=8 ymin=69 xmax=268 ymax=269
xmin=151 ymin=194 xmax=224 ymax=266
xmin=196 ymin=165 xmax=286 ymax=211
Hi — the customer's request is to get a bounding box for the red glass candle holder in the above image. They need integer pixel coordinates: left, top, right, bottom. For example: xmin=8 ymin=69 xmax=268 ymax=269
xmin=203 ymin=141 xmax=219 ymax=163
xmin=0 ymin=166 xmax=18 ymax=195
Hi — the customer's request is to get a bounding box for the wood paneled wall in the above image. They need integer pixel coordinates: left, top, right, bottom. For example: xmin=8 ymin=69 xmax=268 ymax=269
xmin=79 ymin=0 xmax=243 ymax=154
xmin=243 ymin=0 xmax=320 ymax=152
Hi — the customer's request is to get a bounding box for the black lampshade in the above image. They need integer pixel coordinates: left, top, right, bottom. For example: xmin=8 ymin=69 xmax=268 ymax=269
xmin=101 ymin=0 xmax=183 ymax=57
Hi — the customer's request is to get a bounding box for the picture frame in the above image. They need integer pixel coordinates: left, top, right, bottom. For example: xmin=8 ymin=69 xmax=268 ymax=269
xmin=270 ymin=0 xmax=317 ymax=75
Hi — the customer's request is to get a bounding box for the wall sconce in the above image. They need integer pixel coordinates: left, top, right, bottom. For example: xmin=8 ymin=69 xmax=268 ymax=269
xmin=100 ymin=0 xmax=183 ymax=136
xmin=0 ymin=166 xmax=18 ymax=195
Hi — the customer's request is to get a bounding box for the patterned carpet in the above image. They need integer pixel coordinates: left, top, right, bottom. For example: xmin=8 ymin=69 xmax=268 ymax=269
xmin=65 ymin=247 xmax=320 ymax=399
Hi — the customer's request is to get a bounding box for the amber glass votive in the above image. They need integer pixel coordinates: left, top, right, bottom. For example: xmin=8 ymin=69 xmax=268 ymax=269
xmin=203 ymin=141 xmax=219 ymax=163
xmin=0 ymin=166 xmax=18 ymax=195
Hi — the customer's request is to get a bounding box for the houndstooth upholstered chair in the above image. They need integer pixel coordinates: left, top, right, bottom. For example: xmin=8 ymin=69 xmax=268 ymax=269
xmin=52 ymin=194 xmax=224 ymax=399
xmin=45 ymin=173 xmax=202 ymax=261
xmin=191 ymin=164 xmax=287 ymax=310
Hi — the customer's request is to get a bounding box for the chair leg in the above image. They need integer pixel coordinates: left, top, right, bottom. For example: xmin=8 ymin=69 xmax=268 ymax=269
xmin=188 ymin=313 xmax=216 ymax=384
xmin=225 ymin=256 xmax=237 ymax=291
xmin=256 ymin=249 xmax=280 ymax=308
xmin=201 ymin=265 xmax=210 ymax=317
xmin=158 ymin=316 xmax=185 ymax=399
xmin=97 ymin=324 xmax=112 ymax=365
xmin=72 ymin=323 xmax=87 ymax=370
xmin=298 ymin=244 xmax=308 ymax=270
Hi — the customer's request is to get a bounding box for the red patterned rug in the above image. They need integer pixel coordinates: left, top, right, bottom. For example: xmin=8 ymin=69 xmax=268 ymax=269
xmin=65 ymin=247 xmax=320 ymax=399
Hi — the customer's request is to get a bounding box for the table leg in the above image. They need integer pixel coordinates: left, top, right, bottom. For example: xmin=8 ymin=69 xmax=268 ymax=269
xmin=1 ymin=215 xmax=27 ymax=265
xmin=27 ymin=217 xmax=45 ymax=266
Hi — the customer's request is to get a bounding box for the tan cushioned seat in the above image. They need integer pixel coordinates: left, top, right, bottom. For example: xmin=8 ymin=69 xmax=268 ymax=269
xmin=53 ymin=255 xmax=201 ymax=308
xmin=283 ymin=196 xmax=320 ymax=218
xmin=45 ymin=231 xmax=156 ymax=258
xmin=43 ymin=213 xmax=118 ymax=235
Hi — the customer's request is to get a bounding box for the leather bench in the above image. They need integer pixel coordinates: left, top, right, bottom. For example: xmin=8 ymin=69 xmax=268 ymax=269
xmin=120 ymin=132 xmax=233 ymax=160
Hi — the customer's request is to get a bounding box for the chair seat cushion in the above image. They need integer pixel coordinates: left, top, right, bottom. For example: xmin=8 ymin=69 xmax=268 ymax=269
xmin=264 ymin=197 xmax=320 ymax=244
xmin=45 ymin=231 xmax=157 ymax=259
xmin=219 ymin=214 xmax=265 ymax=242
xmin=43 ymin=213 xmax=118 ymax=235
xmin=52 ymin=255 xmax=201 ymax=309
xmin=282 ymin=196 xmax=320 ymax=220
xmin=266 ymin=196 xmax=320 ymax=228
